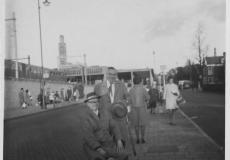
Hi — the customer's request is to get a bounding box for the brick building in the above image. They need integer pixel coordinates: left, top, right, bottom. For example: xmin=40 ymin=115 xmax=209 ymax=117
xmin=203 ymin=49 xmax=225 ymax=91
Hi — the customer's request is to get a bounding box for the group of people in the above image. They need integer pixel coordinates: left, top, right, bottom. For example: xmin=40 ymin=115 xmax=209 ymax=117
xmin=36 ymin=86 xmax=82 ymax=109
xmin=80 ymin=67 xmax=182 ymax=160
xmin=18 ymin=88 xmax=33 ymax=109
xmin=37 ymin=89 xmax=65 ymax=109
xmin=66 ymin=87 xmax=80 ymax=102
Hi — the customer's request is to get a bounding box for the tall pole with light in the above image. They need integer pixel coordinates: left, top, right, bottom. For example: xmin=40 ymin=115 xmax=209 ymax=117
xmin=37 ymin=0 xmax=50 ymax=109
xmin=83 ymin=53 xmax=87 ymax=85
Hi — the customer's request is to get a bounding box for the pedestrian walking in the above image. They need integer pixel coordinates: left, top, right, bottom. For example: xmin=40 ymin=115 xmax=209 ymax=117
xmin=148 ymin=83 xmax=158 ymax=114
xmin=29 ymin=90 xmax=33 ymax=102
xmin=192 ymin=79 xmax=198 ymax=92
xmin=127 ymin=82 xmax=132 ymax=92
xmin=128 ymin=76 xmax=150 ymax=144
xmin=18 ymin=88 xmax=26 ymax=108
xmin=73 ymin=89 xmax=80 ymax=101
xmin=54 ymin=91 xmax=60 ymax=102
xmin=60 ymin=88 xmax=65 ymax=101
xmin=25 ymin=89 xmax=32 ymax=107
xmin=163 ymin=76 xmax=180 ymax=125
xmin=67 ymin=87 xmax=72 ymax=101
xmin=49 ymin=91 xmax=55 ymax=104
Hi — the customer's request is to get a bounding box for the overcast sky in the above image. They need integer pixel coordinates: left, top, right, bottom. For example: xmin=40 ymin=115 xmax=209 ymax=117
xmin=5 ymin=0 xmax=225 ymax=73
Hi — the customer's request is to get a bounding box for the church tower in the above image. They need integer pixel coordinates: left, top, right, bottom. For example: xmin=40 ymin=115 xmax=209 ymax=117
xmin=58 ymin=35 xmax=67 ymax=69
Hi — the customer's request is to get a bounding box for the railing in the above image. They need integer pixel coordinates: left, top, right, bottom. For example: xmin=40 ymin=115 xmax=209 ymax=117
xmin=5 ymin=60 xmax=68 ymax=82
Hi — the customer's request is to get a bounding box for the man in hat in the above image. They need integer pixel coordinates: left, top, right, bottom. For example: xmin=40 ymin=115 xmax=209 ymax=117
xmin=106 ymin=67 xmax=129 ymax=104
xmin=82 ymin=92 xmax=129 ymax=160
xmin=94 ymin=67 xmax=134 ymax=157
xmin=94 ymin=67 xmax=129 ymax=110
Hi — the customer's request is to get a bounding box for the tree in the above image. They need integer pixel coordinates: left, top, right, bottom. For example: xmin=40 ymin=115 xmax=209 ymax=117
xmin=193 ymin=24 xmax=209 ymax=70
xmin=192 ymin=23 xmax=209 ymax=87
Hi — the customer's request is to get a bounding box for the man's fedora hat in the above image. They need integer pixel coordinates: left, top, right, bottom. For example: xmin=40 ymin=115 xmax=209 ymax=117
xmin=111 ymin=101 xmax=128 ymax=119
xmin=84 ymin=92 xmax=99 ymax=103
xmin=107 ymin=67 xmax=118 ymax=75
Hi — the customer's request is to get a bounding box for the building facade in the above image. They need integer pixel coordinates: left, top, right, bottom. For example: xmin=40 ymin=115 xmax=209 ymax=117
xmin=203 ymin=51 xmax=225 ymax=91
xmin=64 ymin=66 xmax=154 ymax=85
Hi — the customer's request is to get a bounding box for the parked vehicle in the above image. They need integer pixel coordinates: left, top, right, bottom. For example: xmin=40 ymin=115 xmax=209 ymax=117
xmin=178 ymin=80 xmax=192 ymax=89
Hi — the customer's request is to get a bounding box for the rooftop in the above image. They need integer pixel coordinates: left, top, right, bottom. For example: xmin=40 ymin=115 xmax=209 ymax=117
xmin=205 ymin=56 xmax=224 ymax=65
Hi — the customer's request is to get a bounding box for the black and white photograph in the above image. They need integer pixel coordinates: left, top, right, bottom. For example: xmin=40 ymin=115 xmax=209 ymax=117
xmin=1 ymin=0 xmax=229 ymax=159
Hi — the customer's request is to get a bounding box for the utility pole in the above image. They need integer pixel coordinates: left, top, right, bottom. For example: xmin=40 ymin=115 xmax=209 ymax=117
xmin=28 ymin=55 xmax=31 ymax=65
xmin=28 ymin=55 xmax=31 ymax=78
xmin=160 ymin=65 xmax=166 ymax=89
xmin=38 ymin=0 xmax=45 ymax=109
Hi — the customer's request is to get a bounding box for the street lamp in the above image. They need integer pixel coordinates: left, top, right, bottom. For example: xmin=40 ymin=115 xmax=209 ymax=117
xmin=37 ymin=0 xmax=50 ymax=109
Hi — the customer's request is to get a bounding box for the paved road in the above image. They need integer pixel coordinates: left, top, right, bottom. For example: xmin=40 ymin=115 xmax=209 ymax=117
xmin=4 ymin=104 xmax=88 ymax=160
xmin=180 ymin=89 xmax=225 ymax=147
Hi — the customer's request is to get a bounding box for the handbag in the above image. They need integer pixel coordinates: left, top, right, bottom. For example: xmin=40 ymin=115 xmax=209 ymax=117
xmin=176 ymin=95 xmax=186 ymax=106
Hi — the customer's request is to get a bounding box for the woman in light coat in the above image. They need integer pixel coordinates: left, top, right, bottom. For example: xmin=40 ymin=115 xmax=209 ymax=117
xmin=25 ymin=89 xmax=32 ymax=107
xmin=164 ymin=77 xmax=180 ymax=125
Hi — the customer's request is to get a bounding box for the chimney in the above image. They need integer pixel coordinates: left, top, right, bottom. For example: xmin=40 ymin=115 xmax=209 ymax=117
xmin=214 ymin=48 xmax=216 ymax=57
xmin=59 ymin=35 xmax=64 ymax=43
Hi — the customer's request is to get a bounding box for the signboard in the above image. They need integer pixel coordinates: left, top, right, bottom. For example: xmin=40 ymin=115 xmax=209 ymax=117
xmin=43 ymin=72 xmax=49 ymax=78
xmin=160 ymin=65 xmax=167 ymax=72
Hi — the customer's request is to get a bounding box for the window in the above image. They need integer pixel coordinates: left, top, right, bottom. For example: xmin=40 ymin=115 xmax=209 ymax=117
xmin=208 ymin=77 xmax=214 ymax=84
xmin=207 ymin=66 xmax=213 ymax=75
xmin=221 ymin=58 xmax=224 ymax=64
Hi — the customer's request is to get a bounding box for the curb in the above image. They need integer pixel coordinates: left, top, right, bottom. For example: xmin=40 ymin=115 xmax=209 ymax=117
xmin=178 ymin=108 xmax=224 ymax=153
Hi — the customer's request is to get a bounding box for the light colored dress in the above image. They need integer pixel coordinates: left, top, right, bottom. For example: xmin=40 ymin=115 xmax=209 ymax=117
xmin=164 ymin=83 xmax=180 ymax=110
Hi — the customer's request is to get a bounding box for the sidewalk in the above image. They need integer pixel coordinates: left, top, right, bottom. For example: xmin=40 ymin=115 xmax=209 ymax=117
xmin=134 ymin=109 xmax=224 ymax=160
xmin=4 ymin=85 xmax=94 ymax=120
xmin=4 ymin=100 xmax=84 ymax=120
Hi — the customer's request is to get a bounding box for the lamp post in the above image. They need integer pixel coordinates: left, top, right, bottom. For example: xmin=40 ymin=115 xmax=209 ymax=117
xmin=83 ymin=53 xmax=87 ymax=85
xmin=37 ymin=0 xmax=50 ymax=109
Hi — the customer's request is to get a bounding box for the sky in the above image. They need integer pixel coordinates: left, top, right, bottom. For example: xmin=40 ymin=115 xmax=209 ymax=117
xmin=5 ymin=0 xmax=226 ymax=73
